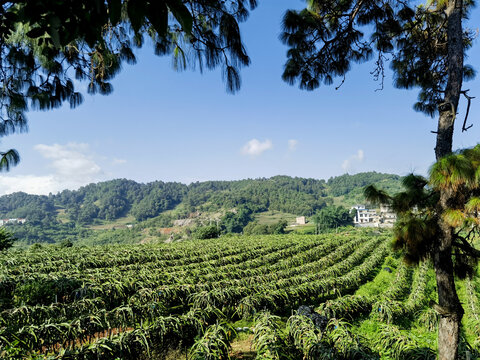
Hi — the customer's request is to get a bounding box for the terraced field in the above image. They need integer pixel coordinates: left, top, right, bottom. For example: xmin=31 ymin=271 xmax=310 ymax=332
xmin=0 ymin=229 xmax=478 ymax=359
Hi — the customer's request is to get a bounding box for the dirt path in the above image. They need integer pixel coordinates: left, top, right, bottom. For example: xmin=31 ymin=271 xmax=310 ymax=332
xmin=230 ymin=334 xmax=256 ymax=359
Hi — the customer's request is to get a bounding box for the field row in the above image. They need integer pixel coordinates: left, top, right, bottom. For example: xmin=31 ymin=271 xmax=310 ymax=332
xmin=0 ymin=230 xmax=392 ymax=358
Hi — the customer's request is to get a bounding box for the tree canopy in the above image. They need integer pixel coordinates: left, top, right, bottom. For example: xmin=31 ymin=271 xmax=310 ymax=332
xmin=0 ymin=227 xmax=15 ymax=251
xmin=312 ymin=205 xmax=354 ymax=233
xmin=281 ymin=0 xmax=475 ymax=117
xmin=0 ymin=173 xmax=401 ymax=227
xmin=0 ymin=0 xmax=257 ymax=170
xmin=366 ymin=145 xmax=480 ymax=269
xmin=282 ymin=0 xmax=476 ymax=357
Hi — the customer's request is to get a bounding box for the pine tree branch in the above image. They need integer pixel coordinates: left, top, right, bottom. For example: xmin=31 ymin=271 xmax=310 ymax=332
xmin=453 ymin=235 xmax=480 ymax=258
xmin=461 ymin=90 xmax=474 ymax=132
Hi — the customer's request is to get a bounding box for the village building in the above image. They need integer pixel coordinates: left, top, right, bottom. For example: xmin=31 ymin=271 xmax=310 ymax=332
xmin=379 ymin=204 xmax=397 ymax=225
xmin=0 ymin=218 xmax=27 ymax=226
xmin=351 ymin=205 xmax=379 ymax=225
xmin=296 ymin=216 xmax=306 ymax=225
xmin=351 ymin=204 xmax=396 ymax=228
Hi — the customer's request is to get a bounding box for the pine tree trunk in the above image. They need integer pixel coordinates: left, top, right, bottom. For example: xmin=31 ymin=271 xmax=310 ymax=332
xmin=434 ymin=193 xmax=464 ymax=360
xmin=433 ymin=1 xmax=464 ymax=359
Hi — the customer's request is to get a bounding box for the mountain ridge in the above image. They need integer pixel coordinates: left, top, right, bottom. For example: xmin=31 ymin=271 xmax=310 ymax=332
xmin=0 ymin=172 xmax=402 ymax=224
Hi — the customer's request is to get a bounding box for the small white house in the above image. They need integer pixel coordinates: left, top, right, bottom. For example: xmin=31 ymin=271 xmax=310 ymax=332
xmin=296 ymin=216 xmax=306 ymax=225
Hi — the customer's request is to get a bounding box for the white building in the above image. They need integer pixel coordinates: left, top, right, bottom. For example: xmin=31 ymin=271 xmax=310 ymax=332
xmin=296 ymin=216 xmax=306 ymax=225
xmin=351 ymin=205 xmax=379 ymax=225
xmin=351 ymin=204 xmax=396 ymax=227
xmin=0 ymin=218 xmax=26 ymax=226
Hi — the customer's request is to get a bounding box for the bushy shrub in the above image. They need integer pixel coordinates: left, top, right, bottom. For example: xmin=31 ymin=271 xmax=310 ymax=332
xmin=0 ymin=228 xmax=15 ymax=251
xmin=194 ymin=225 xmax=220 ymax=239
xmin=59 ymin=239 xmax=74 ymax=248
xmin=243 ymin=220 xmax=287 ymax=235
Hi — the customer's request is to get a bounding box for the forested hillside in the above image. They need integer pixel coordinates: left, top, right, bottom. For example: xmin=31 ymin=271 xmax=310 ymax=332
xmin=327 ymin=173 xmax=400 ymax=196
xmin=0 ymin=172 xmax=401 ymax=223
xmin=0 ymin=172 xmax=402 ymax=245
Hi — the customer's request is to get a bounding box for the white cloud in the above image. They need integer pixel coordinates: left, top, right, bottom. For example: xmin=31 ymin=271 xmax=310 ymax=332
xmin=112 ymin=158 xmax=127 ymax=165
xmin=342 ymin=149 xmax=364 ymax=172
xmin=0 ymin=142 xmax=104 ymax=195
xmin=0 ymin=175 xmax=58 ymax=195
xmin=34 ymin=143 xmax=102 ymax=183
xmin=288 ymin=139 xmax=298 ymax=151
xmin=241 ymin=139 xmax=273 ymax=156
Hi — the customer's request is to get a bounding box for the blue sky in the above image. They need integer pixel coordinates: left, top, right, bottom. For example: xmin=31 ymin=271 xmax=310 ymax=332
xmin=0 ymin=0 xmax=479 ymax=195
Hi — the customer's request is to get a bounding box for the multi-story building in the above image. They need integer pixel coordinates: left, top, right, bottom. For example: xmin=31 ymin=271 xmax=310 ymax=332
xmin=351 ymin=205 xmax=396 ymax=227
xmin=380 ymin=204 xmax=397 ymax=225
xmin=351 ymin=205 xmax=379 ymax=225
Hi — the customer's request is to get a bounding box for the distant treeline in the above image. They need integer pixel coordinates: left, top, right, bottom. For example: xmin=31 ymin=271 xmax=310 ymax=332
xmin=0 ymin=172 xmax=402 ymax=227
xmin=327 ymin=172 xmax=401 ymax=196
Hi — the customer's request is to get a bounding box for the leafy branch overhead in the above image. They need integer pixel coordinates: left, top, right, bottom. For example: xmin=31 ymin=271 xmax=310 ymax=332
xmin=281 ymin=0 xmax=475 ymax=116
xmin=365 ymin=144 xmax=480 ymax=275
xmin=0 ymin=0 xmax=257 ymax=170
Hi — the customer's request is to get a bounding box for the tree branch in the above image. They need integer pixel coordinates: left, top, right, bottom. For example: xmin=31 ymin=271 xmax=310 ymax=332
xmin=454 ymin=234 xmax=480 ymax=258
xmin=461 ymin=89 xmax=475 ymax=132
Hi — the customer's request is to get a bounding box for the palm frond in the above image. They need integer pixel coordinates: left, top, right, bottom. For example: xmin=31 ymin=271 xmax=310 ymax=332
xmin=430 ymin=153 xmax=475 ymax=190
xmin=364 ymin=185 xmax=391 ymax=205
xmin=402 ymin=173 xmax=428 ymax=191
xmin=391 ymin=190 xmax=426 ymax=213
xmin=465 ymin=197 xmax=480 ymax=213
xmin=462 ymin=145 xmax=480 ymax=170
xmin=393 ymin=215 xmax=436 ymax=263
xmin=442 ymin=209 xmax=465 ymax=228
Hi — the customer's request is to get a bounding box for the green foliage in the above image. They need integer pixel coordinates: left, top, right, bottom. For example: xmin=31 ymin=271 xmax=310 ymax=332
xmin=0 ymin=227 xmax=15 ymax=251
xmin=0 ymin=173 xmax=403 ymax=244
xmin=14 ymin=278 xmax=82 ymax=306
xmin=372 ymin=324 xmax=436 ymax=359
xmin=312 ymin=206 xmax=353 ymax=233
xmin=221 ymin=205 xmax=254 ymax=233
xmin=9 ymin=222 xmax=92 ymax=245
xmin=129 ymin=181 xmax=187 ymax=221
xmin=193 ymin=225 xmax=220 ymax=240
xmin=243 ymin=219 xmax=287 ymax=235
xmin=190 ymin=323 xmax=235 ymax=360
xmin=286 ymin=315 xmax=322 ymax=359
xmin=0 ymin=192 xmax=56 ymax=224
xmin=281 ymin=0 xmax=476 ymax=117
xmin=29 ymin=243 xmax=43 ymax=251
xmin=253 ymin=312 xmax=290 ymax=359
xmin=0 ymin=230 xmax=467 ymax=358
xmin=186 ymin=175 xmax=331 ymax=215
xmin=0 ymin=1 xmax=258 ymax=170
xmin=366 ymin=144 xmax=480 ymax=274
xmin=0 ymin=149 xmax=20 ymax=172
xmin=327 ymin=172 xmax=401 ymax=197
xmin=59 ymin=239 xmax=73 ymax=248
xmin=355 ymin=258 xmax=399 ymax=298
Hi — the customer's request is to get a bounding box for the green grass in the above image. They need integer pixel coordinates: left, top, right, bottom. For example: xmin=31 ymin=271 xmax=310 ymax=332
xmin=87 ymin=215 xmax=136 ymax=230
xmin=287 ymin=223 xmax=317 ymax=234
xmin=254 ymin=210 xmax=296 ymax=225
xmin=55 ymin=207 xmax=70 ymax=223
xmin=355 ymin=256 xmax=399 ymax=297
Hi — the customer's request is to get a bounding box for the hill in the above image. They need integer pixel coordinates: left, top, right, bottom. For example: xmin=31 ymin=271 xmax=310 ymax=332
xmin=0 ymin=172 xmax=403 ymax=245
